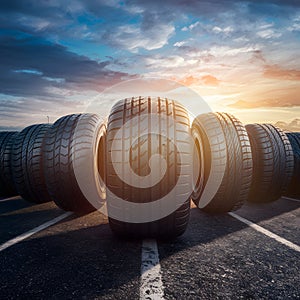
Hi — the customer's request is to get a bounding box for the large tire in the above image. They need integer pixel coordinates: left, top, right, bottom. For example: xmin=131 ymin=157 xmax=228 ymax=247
xmin=285 ymin=132 xmax=300 ymax=198
xmin=191 ymin=112 xmax=253 ymax=213
xmin=43 ymin=114 xmax=106 ymax=213
xmin=246 ymin=124 xmax=294 ymax=203
xmin=0 ymin=131 xmax=19 ymax=197
xmin=106 ymin=97 xmax=192 ymax=239
xmin=11 ymin=124 xmax=52 ymax=203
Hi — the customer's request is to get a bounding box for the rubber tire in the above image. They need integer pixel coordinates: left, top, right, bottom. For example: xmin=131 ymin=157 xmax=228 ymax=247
xmin=191 ymin=112 xmax=253 ymax=213
xmin=43 ymin=114 xmax=106 ymax=213
xmin=11 ymin=124 xmax=52 ymax=203
xmin=285 ymin=132 xmax=300 ymax=198
xmin=106 ymin=97 xmax=191 ymax=239
xmin=0 ymin=131 xmax=19 ymax=197
xmin=246 ymin=124 xmax=294 ymax=203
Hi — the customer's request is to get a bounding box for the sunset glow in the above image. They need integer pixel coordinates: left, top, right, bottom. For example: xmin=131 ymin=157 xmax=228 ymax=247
xmin=0 ymin=1 xmax=299 ymax=130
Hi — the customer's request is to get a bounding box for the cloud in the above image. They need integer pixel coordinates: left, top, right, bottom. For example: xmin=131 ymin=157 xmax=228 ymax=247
xmin=0 ymin=35 xmax=133 ymax=98
xmin=263 ymin=64 xmax=300 ymax=81
xmin=288 ymin=21 xmax=300 ymax=32
xmin=103 ymin=22 xmax=175 ymax=51
xmin=0 ymin=0 xmax=177 ymax=52
xmin=182 ymin=21 xmax=200 ymax=32
xmin=256 ymin=29 xmax=282 ymax=39
xmin=0 ymin=93 xmax=112 ymax=129
xmin=145 ymin=55 xmax=187 ymax=68
xmin=105 ymin=8 xmax=176 ymax=52
xmin=0 ymin=0 xmax=299 ymax=128
xmin=212 ymin=26 xmax=234 ymax=35
xmin=123 ymin=0 xmax=300 ymax=26
xmin=0 ymin=34 xmax=135 ymax=127
xmin=173 ymin=41 xmax=188 ymax=47
xmin=180 ymin=75 xmax=220 ymax=86
xmin=202 ymin=75 xmax=220 ymax=85
xmin=229 ymin=98 xmax=300 ymax=109
xmin=274 ymin=119 xmax=300 ymax=132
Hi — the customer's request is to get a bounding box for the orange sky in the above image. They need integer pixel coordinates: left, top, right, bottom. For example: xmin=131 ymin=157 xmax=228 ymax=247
xmin=0 ymin=1 xmax=299 ymax=130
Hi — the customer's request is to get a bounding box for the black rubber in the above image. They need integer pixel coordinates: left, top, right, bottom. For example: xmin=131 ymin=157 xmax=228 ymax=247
xmin=0 ymin=131 xmax=19 ymax=197
xmin=43 ymin=114 xmax=106 ymax=213
xmin=285 ymin=132 xmax=300 ymax=198
xmin=11 ymin=124 xmax=52 ymax=203
xmin=246 ymin=124 xmax=294 ymax=203
xmin=191 ymin=112 xmax=253 ymax=213
xmin=106 ymin=97 xmax=192 ymax=239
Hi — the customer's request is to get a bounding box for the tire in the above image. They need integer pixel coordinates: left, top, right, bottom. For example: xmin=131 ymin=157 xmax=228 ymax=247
xmin=0 ymin=131 xmax=19 ymax=197
xmin=43 ymin=114 xmax=106 ymax=213
xmin=11 ymin=124 xmax=52 ymax=203
xmin=285 ymin=132 xmax=300 ymax=198
xmin=191 ymin=112 xmax=253 ymax=213
xmin=106 ymin=97 xmax=192 ymax=239
xmin=246 ymin=124 xmax=294 ymax=203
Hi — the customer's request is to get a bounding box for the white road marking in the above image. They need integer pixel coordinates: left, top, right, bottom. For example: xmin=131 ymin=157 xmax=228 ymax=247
xmin=0 ymin=196 xmax=21 ymax=202
xmin=229 ymin=212 xmax=300 ymax=253
xmin=140 ymin=239 xmax=165 ymax=300
xmin=0 ymin=212 xmax=73 ymax=252
xmin=282 ymin=196 xmax=300 ymax=203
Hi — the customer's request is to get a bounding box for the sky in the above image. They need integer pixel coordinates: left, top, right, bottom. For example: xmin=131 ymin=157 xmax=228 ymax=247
xmin=0 ymin=0 xmax=299 ymax=130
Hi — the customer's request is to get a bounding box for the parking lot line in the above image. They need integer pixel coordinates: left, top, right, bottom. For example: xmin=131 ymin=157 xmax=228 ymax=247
xmin=282 ymin=196 xmax=300 ymax=203
xmin=228 ymin=212 xmax=300 ymax=252
xmin=140 ymin=239 xmax=165 ymax=300
xmin=0 ymin=196 xmax=22 ymax=202
xmin=0 ymin=211 xmax=73 ymax=252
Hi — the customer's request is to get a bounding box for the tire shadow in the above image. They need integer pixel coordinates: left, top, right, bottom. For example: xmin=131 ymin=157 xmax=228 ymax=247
xmin=0 ymin=221 xmax=141 ymax=299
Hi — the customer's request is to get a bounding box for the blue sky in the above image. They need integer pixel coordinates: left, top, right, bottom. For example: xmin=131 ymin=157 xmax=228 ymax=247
xmin=0 ymin=0 xmax=300 ymax=130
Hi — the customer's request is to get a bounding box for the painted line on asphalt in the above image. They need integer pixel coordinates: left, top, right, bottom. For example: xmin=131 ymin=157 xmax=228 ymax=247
xmin=282 ymin=196 xmax=300 ymax=203
xmin=0 ymin=212 xmax=73 ymax=252
xmin=0 ymin=196 xmax=21 ymax=203
xmin=229 ymin=212 xmax=300 ymax=253
xmin=140 ymin=239 xmax=165 ymax=300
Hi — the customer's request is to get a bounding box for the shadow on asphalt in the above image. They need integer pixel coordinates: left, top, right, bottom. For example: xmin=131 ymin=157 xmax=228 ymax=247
xmin=0 ymin=197 xmax=299 ymax=298
xmin=0 ymin=198 xmax=35 ymax=214
xmin=158 ymin=198 xmax=300 ymax=259
xmin=237 ymin=198 xmax=300 ymax=222
xmin=0 ymin=221 xmax=141 ymax=299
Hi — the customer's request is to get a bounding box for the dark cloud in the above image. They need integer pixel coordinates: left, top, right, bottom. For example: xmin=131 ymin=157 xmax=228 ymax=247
xmin=0 ymin=35 xmax=133 ymax=97
xmin=0 ymin=0 xmax=299 ymax=127
xmin=124 ymin=0 xmax=300 ymax=9
xmin=0 ymin=1 xmax=133 ymax=43
xmin=2 ymin=0 xmax=299 ymax=17
xmin=0 ymin=71 xmax=58 ymax=98
xmin=0 ymin=0 xmax=298 ymax=54
xmin=0 ymin=0 xmax=62 ymax=16
xmin=123 ymin=0 xmax=300 ymax=22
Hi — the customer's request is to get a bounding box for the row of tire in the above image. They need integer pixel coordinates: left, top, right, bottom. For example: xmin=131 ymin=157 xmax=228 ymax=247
xmin=0 ymin=97 xmax=299 ymax=238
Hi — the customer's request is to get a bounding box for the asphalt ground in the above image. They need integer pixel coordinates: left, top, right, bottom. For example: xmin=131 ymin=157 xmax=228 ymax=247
xmin=0 ymin=196 xmax=299 ymax=299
